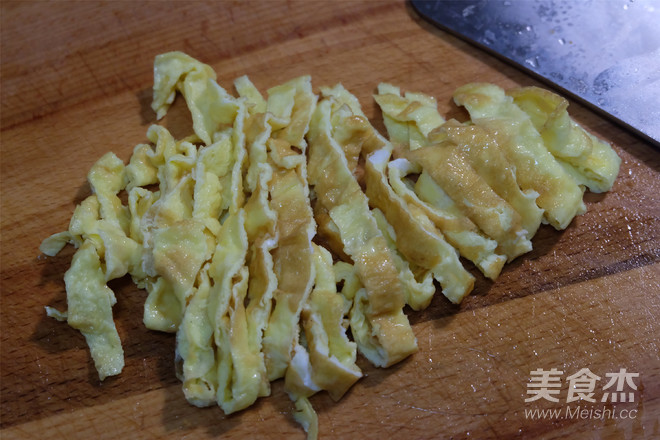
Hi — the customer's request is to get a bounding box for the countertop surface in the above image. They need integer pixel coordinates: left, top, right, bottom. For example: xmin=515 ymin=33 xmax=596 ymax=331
xmin=1 ymin=1 xmax=659 ymax=439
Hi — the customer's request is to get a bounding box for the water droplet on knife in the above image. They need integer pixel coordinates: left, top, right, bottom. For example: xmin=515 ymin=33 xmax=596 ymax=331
xmin=525 ymin=57 xmax=539 ymax=68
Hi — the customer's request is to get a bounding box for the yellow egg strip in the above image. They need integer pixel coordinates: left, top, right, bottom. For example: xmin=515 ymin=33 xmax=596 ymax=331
xmin=317 ymin=84 xmax=371 ymax=173
xmin=374 ymin=86 xmax=508 ymax=276
xmin=235 ymin=75 xmax=267 ymax=116
xmin=142 ymin=277 xmax=178 ymax=332
xmin=262 ymin=76 xmax=318 ymax=382
xmin=177 ymin=206 xmax=269 ymax=412
xmin=125 ymin=143 xmax=158 ymax=192
xmin=373 ymin=83 xmax=445 ymax=151
xmin=140 ymin=172 xmax=194 ymax=331
xmin=150 ymin=63 xmax=268 ymax=413
xmin=151 ymin=51 xmax=217 ymax=120
xmin=509 ymin=86 xmax=621 ymax=193
xmin=175 ymin=263 xmax=217 ymax=406
xmin=192 ymin=134 xmax=233 ymax=237
xmin=88 ymin=152 xmax=130 ymax=235
xmin=84 ymin=156 xmax=142 ymax=282
xmin=387 ymin=159 xmax=506 ymax=280
xmin=243 ymin=112 xmax=274 ymax=193
xmin=242 ymin=106 xmax=280 ymax=400
xmin=153 ymin=51 xmax=240 ymax=145
xmin=320 ymin=84 xmax=368 ymax=118
xmin=228 ymin=110 xmax=279 ymax=408
xmin=262 ymin=167 xmax=316 ymax=380
xmin=370 ymin=208 xmax=436 ymax=311
xmin=408 ymin=143 xmax=533 ymax=261
xmin=94 ymin=219 xmax=142 ymax=281
xmin=292 ymin=397 xmax=319 ymax=440
xmin=217 ymin=266 xmax=261 ymax=415
xmin=332 ymin=260 xmax=384 ymax=368
xmin=63 ymin=240 xmax=124 ymax=380
xmin=320 ymin=83 xmax=392 ymax=160
xmin=286 ymin=244 xmax=362 ymax=400
xmin=319 ymin=85 xmax=442 ymax=309
xmin=453 ymin=83 xmax=586 ymax=230
xmin=366 ymin=148 xmax=475 ymax=305
xmin=430 ymin=120 xmax=544 ymax=241
xmin=139 ymin=87 xmax=247 ymax=334
xmin=40 ymin=193 xmax=98 ymax=256
xmin=127 ymin=187 xmax=156 ymax=246
xmin=39 ymin=231 xmax=75 ymax=256
xmin=308 ymin=97 xmax=417 ymax=368
xmin=70 ymin=194 xmax=101 ymax=236
xmin=42 ymin=152 xmax=150 ymax=380
xmin=144 ymin=125 xmax=194 ymax=195
xmin=374 ymin=84 xmax=536 ymax=264
xmin=308 ymin=101 xmax=392 ymax=304
xmin=339 ymin=266 xmax=416 ymax=369
xmin=148 ymin=219 xmax=211 ymax=332
xmin=244 ymin=234 xmax=277 ymax=398
xmin=227 ymin=100 xmax=248 ymax=214
xmin=373 ymin=154 xmax=474 ymax=305
xmin=204 ymin=210 xmax=259 ymax=414
xmin=270 ymin=76 xmax=316 ymax=149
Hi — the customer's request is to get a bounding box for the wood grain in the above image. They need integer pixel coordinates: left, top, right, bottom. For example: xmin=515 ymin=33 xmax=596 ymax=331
xmin=1 ymin=1 xmax=658 ymax=439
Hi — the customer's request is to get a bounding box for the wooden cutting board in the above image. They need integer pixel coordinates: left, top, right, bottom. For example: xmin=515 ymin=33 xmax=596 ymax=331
xmin=1 ymin=2 xmax=658 ymax=439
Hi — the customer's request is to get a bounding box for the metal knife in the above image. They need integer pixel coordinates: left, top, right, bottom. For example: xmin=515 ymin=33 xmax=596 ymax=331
xmin=411 ymin=0 xmax=660 ymax=146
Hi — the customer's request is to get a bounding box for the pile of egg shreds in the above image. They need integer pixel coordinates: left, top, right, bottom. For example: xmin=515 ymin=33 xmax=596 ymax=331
xmin=41 ymin=51 xmax=620 ymax=439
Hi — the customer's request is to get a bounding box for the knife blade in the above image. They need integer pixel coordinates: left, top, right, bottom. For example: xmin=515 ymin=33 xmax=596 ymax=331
xmin=411 ymin=0 xmax=660 ymax=146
